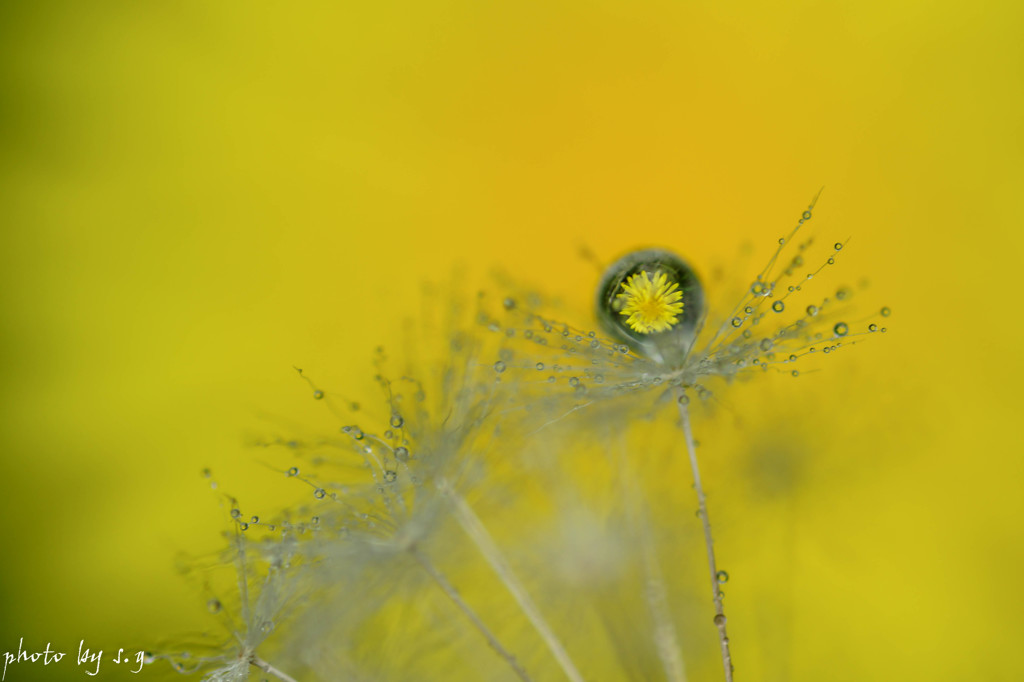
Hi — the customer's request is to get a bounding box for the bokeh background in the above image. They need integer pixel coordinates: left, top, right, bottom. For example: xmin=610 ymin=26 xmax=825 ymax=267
xmin=1 ymin=1 xmax=1021 ymax=680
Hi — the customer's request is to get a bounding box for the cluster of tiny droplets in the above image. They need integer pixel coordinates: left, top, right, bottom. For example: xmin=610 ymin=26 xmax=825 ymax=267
xmin=477 ymin=302 xmax=660 ymax=397
xmin=148 ymin=484 xmax=305 ymax=680
xmin=472 ymin=199 xmax=890 ymax=414
xmin=697 ymin=202 xmax=891 ymax=381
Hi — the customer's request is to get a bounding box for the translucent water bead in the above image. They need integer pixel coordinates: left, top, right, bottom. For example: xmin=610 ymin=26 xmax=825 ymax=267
xmin=596 ymin=249 xmax=705 ymax=366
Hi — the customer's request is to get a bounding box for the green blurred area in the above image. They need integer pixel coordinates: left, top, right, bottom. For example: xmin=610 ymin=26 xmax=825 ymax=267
xmin=1 ymin=1 xmax=1022 ymax=680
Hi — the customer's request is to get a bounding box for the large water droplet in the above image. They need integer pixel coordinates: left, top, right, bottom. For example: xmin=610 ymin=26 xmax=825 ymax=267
xmin=772 ymin=301 xmax=785 ymax=313
xmin=596 ymin=249 xmax=704 ymax=366
xmin=834 ymin=322 xmax=849 ymax=336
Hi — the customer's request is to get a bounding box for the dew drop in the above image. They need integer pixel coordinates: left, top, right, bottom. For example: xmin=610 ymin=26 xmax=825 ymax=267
xmin=868 ymin=323 xmax=878 ymax=332
xmin=230 ymin=508 xmax=241 ymax=519
xmin=759 ymin=338 xmax=773 ymax=352
xmin=207 ymin=599 xmax=221 ymax=613
xmin=834 ymin=242 xmax=843 ymax=251
xmin=802 ymin=210 xmax=812 ymax=220
xmin=313 ymin=488 xmax=326 ymax=499
xmin=395 ymin=446 xmax=409 ymax=462
xmin=383 ymin=470 xmax=397 ymax=483
xmin=250 ymin=515 xmax=259 ymax=524
xmin=771 ymin=301 xmax=785 ymax=313
xmin=287 ymin=466 xmax=299 ymax=477
xmin=238 ymin=522 xmax=249 ymax=531
xmin=731 ymin=317 xmax=742 ymax=328
xmin=569 ymin=377 xmax=580 ymax=387
xmin=791 ymin=370 xmax=800 ymax=377
xmin=881 ymin=306 xmax=891 ymax=317
xmin=714 ymin=614 xmax=727 ymax=627
xmin=493 ymin=361 xmax=506 ymax=373
xmin=836 ymin=287 xmax=850 ymax=300
xmin=311 ymin=516 xmax=320 ymax=526
xmin=806 ymin=304 xmax=818 ymax=316
xmin=678 ymin=393 xmax=690 ymax=406
xmin=536 ymin=362 xmax=545 ymax=370
xmin=834 ymin=322 xmax=849 ymax=336
xmin=750 ymin=281 xmax=766 ymax=296
xmin=716 ymin=570 xmax=729 ymax=583
xmin=596 ymin=248 xmax=705 ymax=364
xmin=390 ymin=414 xmax=404 ymax=428
xmin=313 ymin=390 xmax=324 ymax=400
xmin=502 ymin=297 xmax=516 ymax=310
xmin=788 ymin=354 xmax=797 ymax=362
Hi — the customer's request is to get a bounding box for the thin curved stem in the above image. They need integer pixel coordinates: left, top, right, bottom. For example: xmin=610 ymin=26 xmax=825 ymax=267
xmin=676 ymin=395 xmax=733 ymax=682
xmin=413 ymin=548 xmax=534 ymax=682
xmin=440 ymin=480 xmax=586 ymax=682
xmin=616 ymin=433 xmax=688 ymax=682
xmin=639 ymin=507 xmax=688 ymax=682
xmin=251 ymin=655 xmax=300 ymax=682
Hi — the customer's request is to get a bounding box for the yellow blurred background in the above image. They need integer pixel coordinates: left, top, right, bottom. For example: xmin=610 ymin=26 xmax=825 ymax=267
xmin=1 ymin=0 xmax=1021 ymax=680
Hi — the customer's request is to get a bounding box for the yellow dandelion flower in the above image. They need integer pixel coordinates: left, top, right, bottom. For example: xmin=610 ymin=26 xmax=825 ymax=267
xmin=616 ymin=270 xmax=685 ymax=334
